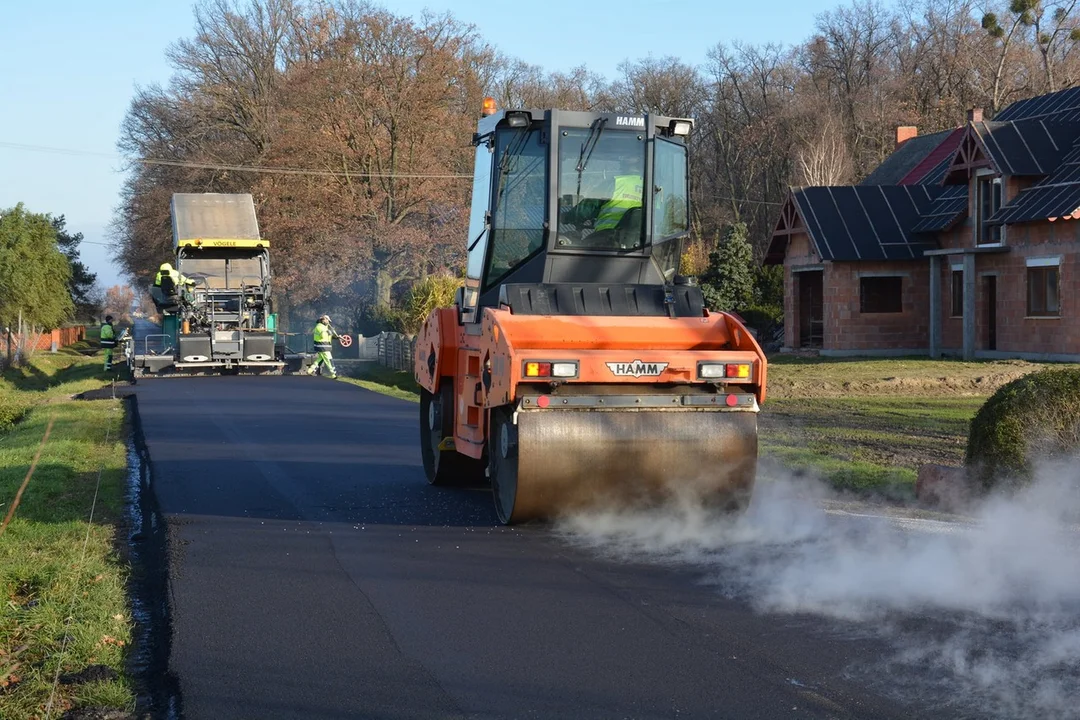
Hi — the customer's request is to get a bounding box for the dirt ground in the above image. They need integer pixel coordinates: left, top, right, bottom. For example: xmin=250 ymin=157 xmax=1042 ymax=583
xmin=765 ymin=357 xmax=1072 ymax=400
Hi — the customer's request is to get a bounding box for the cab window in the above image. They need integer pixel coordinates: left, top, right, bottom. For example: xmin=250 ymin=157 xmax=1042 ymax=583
xmin=556 ymin=128 xmax=646 ymax=250
xmin=653 ymin=137 xmax=688 ymax=240
xmin=466 ymin=140 xmax=494 ymax=282
xmin=484 ymin=128 xmax=547 ymax=291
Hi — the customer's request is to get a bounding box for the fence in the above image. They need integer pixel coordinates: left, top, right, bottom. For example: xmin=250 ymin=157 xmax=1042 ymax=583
xmin=355 ymin=332 xmax=416 ymax=372
xmin=283 ymin=328 xmax=416 ymax=371
xmin=1 ymin=326 xmax=87 ymax=368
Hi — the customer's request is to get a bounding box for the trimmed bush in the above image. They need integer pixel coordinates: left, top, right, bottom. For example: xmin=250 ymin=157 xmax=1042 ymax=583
xmin=965 ymin=368 xmax=1080 ymax=489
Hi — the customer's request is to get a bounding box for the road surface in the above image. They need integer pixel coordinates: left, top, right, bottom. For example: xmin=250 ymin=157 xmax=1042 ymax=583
xmin=127 ymin=334 xmax=1079 ymax=719
xmin=129 ymin=371 xmax=960 ymax=720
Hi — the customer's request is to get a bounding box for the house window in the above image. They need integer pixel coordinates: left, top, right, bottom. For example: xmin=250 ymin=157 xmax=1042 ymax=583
xmin=951 ymin=269 xmax=964 ymax=317
xmin=1027 ymin=259 xmax=1060 ymax=317
xmin=860 ymin=276 xmax=903 ymax=314
xmin=977 ymin=176 xmax=1002 ymax=245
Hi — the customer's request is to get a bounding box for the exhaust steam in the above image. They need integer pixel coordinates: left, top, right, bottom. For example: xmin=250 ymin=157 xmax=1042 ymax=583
xmin=553 ymin=460 xmax=1080 ymax=719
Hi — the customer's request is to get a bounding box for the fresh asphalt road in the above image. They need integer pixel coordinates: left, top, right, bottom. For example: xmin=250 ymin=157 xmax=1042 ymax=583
xmin=129 ymin=370 xmax=973 ymax=720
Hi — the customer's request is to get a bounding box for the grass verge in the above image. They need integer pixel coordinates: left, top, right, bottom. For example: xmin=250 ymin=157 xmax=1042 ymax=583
xmin=0 ymin=351 xmax=133 ymax=719
xmin=338 ymin=363 xmax=420 ymax=403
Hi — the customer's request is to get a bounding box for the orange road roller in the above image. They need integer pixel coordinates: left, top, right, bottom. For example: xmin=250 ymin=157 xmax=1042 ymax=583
xmin=414 ymin=102 xmax=768 ymax=524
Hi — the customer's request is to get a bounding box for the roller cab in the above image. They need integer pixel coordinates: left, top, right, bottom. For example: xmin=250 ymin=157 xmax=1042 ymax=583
xmin=415 ymin=103 xmax=768 ymax=524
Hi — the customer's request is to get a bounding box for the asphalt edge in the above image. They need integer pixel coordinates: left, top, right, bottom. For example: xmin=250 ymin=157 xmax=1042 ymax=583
xmin=123 ymin=394 xmax=184 ymax=720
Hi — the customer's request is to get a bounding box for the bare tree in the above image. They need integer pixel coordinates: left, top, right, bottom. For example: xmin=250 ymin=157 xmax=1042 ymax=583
xmin=795 ymin=111 xmax=854 ymax=185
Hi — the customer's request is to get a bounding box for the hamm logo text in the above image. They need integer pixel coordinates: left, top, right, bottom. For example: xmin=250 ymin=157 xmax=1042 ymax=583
xmin=606 ymin=360 xmax=668 ymax=377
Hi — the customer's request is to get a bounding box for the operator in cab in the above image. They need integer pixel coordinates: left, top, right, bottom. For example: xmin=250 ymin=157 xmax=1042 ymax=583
xmin=152 ymin=262 xmax=196 ymax=307
xmin=558 ymin=145 xmax=644 ymax=248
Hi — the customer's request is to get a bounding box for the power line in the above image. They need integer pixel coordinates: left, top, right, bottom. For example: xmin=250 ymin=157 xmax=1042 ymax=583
xmin=0 ymin=141 xmax=474 ymax=180
xmin=3 ymin=140 xmax=789 ymax=205
xmin=709 ymin=195 xmax=784 ymax=207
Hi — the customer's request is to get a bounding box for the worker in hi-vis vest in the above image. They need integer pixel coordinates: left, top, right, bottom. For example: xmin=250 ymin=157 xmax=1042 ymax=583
xmin=100 ymin=315 xmax=116 ymax=371
xmin=153 ymin=262 xmax=195 ymax=302
xmin=592 ymin=174 xmax=644 ymax=232
xmin=306 ymin=314 xmax=340 ymax=379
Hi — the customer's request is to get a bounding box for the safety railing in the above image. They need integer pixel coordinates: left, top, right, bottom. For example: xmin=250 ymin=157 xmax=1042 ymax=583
xmin=142 ymin=334 xmax=172 ymax=356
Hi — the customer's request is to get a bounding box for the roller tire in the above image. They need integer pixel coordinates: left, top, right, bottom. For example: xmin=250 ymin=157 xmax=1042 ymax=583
xmin=420 ymin=383 xmax=483 ymax=487
xmin=488 ymin=408 xmax=521 ymax=525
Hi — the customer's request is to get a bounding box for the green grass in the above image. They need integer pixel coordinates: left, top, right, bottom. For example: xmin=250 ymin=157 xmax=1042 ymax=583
xmin=338 ymin=364 xmax=420 ymax=403
xmin=759 ymin=395 xmax=987 ymax=499
xmin=0 ymin=352 xmax=133 ymax=719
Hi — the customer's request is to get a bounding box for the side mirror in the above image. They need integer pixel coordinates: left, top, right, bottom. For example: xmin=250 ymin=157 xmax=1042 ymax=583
xmin=454 ymin=286 xmax=466 ymax=325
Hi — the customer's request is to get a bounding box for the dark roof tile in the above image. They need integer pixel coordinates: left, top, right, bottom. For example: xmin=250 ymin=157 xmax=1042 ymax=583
xmin=989 ymin=144 xmax=1080 ymax=224
xmin=860 ymin=129 xmax=956 ymax=186
xmin=788 ymin=185 xmax=938 ymax=262
xmin=995 ymin=86 xmax=1080 ymax=122
xmin=900 ymin=127 xmax=965 ymax=185
xmin=911 ymin=185 xmax=968 ymax=233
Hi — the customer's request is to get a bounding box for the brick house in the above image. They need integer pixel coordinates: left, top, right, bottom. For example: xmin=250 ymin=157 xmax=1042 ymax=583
xmin=765 ymin=87 xmax=1080 ymax=361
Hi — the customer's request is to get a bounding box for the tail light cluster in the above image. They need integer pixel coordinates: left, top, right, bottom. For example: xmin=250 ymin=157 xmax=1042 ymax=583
xmin=698 ymin=362 xmax=752 ymax=381
xmin=524 ymin=361 xmax=578 ymax=379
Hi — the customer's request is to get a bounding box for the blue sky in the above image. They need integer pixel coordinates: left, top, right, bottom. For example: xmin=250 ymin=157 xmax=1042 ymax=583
xmin=0 ymin=0 xmax=855 ymax=289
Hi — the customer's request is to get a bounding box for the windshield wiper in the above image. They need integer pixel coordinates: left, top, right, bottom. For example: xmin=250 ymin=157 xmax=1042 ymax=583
xmin=575 ymin=118 xmax=606 ymax=198
xmin=494 ymin=128 xmax=531 ymax=206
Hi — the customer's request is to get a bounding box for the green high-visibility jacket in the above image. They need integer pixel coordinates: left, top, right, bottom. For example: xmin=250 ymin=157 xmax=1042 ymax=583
xmin=154 ymin=267 xmax=194 ymax=288
xmin=593 ymin=175 xmax=644 ymax=232
xmin=100 ymin=323 xmax=116 ymax=348
xmin=313 ymin=322 xmax=334 ymax=351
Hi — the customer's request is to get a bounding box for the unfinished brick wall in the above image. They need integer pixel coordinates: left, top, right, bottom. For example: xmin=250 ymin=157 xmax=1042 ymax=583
xmin=984 ymin=222 xmax=1078 ymax=355
xmin=823 ymin=260 xmax=929 ymax=351
xmin=931 ymin=214 xmax=1080 ymax=356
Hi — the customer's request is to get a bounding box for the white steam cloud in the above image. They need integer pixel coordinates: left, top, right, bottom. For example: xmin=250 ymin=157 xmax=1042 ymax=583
xmin=553 ymin=461 xmax=1080 ymax=719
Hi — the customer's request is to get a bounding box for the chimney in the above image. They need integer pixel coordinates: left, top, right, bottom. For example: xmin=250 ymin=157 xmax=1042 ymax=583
xmin=968 ymin=107 xmax=984 ymax=123
xmin=895 ymin=126 xmax=918 ymax=149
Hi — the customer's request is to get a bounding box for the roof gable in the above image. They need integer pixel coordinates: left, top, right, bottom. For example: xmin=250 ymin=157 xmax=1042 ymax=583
xmin=944 ymin=125 xmax=996 ymax=183
xmin=898 ymin=127 xmax=965 ymax=185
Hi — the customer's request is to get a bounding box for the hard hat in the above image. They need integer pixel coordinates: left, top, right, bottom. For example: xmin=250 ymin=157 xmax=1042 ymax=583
xmin=160 ymin=262 xmax=173 ymax=271
xmin=319 ymin=314 xmax=330 ymax=323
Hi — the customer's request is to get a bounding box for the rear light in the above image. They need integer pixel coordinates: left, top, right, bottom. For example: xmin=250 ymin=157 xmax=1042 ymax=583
xmin=524 ymin=361 xmax=578 ymax=378
xmin=726 ymin=363 xmax=751 ymax=379
xmin=551 ymin=362 xmax=578 ymax=377
xmin=525 ymin=362 xmax=550 ymax=377
xmin=698 ymin=363 xmax=725 ymax=379
xmin=698 ymin=362 xmax=752 ymax=381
